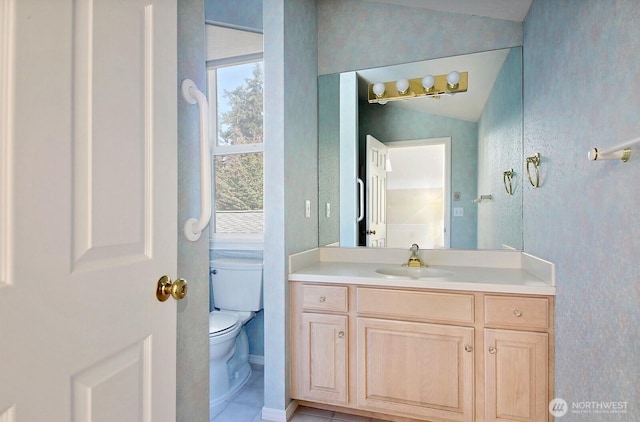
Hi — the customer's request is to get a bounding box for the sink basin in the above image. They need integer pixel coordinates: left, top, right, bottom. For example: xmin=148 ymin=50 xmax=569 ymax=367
xmin=375 ymin=266 xmax=454 ymax=279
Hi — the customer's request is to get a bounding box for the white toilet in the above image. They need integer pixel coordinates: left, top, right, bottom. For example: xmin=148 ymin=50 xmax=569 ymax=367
xmin=209 ymin=258 xmax=263 ymax=407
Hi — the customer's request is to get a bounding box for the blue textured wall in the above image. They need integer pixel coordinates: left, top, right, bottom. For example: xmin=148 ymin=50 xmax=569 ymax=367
xmin=477 ymin=48 xmax=523 ymax=249
xmin=318 ymin=0 xmax=522 ymax=75
xmin=318 ymin=73 xmax=341 ymax=246
xmin=177 ymin=1 xmax=209 ymax=420
xmin=204 ymin=0 xmax=263 ymax=30
xmin=524 ymin=0 xmax=639 ymax=418
xmin=359 ymin=103 xmax=479 ymax=249
xmin=264 ymin=0 xmax=318 ymax=411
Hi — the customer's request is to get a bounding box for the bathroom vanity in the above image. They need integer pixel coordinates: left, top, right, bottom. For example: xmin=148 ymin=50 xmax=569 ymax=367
xmin=288 ymin=248 xmax=555 ymax=422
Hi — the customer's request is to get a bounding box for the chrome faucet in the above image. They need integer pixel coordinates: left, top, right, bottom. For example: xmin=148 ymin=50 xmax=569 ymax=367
xmin=407 ymin=243 xmax=425 ymax=267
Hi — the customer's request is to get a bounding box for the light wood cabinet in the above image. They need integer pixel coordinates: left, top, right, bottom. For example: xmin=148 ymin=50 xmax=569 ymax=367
xmin=357 ymin=317 xmax=474 ymax=421
xmin=291 ymin=283 xmax=350 ymax=405
xmin=290 ymin=284 xmax=554 ymax=422
xmin=484 ymin=329 xmax=548 ymax=422
xmin=299 ymin=312 xmax=348 ymax=404
xmin=483 ymin=295 xmax=552 ymax=422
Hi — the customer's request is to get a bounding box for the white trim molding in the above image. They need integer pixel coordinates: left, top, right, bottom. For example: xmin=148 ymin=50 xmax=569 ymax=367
xmin=261 ymin=400 xmax=298 ymax=422
xmin=0 ymin=0 xmax=15 ymax=286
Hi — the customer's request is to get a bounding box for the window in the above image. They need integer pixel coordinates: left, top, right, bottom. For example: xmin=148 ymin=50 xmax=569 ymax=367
xmin=206 ymin=25 xmax=264 ymax=245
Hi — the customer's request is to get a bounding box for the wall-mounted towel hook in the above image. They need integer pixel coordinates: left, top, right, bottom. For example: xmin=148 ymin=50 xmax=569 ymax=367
xmin=181 ymin=79 xmax=211 ymax=241
xmin=526 ymin=153 xmax=541 ymax=188
xmin=503 ymin=169 xmax=514 ymax=195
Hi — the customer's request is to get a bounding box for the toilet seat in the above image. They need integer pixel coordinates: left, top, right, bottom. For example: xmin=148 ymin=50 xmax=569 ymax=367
xmin=209 ymin=312 xmax=239 ymax=337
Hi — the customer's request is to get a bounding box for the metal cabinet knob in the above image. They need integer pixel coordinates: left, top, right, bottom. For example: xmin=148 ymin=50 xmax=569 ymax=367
xmin=337 ymin=331 xmax=345 ymax=339
xmin=319 ymin=296 xmax=326 ymax=303
xmin=513 ymin=309 xmax=523 ymax=317
xmin=464 ymin=345 xmax=473 ymax=352
xmin=156 ymin=275 xmax=188 ymax=302
xmin=488 ymin=346 xmax=497 ymax=354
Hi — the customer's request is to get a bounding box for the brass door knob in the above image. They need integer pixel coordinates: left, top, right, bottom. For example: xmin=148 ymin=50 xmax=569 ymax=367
xmin=156 ymin=275 xmax=188 ymax=302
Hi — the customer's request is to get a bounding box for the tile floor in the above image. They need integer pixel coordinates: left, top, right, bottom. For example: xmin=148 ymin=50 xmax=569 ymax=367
xmin=211 ymin=364 xmax=264 ymax=422
xmin=289 ymin=406 xmax=389 ymax=422
xmin=211 ymin=364 xmax=389 ymax=422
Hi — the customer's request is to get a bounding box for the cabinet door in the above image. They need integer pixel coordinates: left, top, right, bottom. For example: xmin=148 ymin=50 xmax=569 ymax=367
xmin=485 ymin=329 xmax=548 ymax=422
xmin=357 ymin=318 xmax=474 ymax=422
xmin=299 ymin=313 xmax=348 ymax=404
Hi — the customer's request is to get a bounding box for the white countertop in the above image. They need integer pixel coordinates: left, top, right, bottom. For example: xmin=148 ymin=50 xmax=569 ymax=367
xmin=288 ymin=248 xmax=556 ymax=296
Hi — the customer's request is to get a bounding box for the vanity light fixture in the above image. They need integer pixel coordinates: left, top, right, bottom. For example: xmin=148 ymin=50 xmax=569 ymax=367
xmin=368 ymin=71 xmax=468 ymax=104
xmin=446 ymin=71 xmax=461 ymax=89
xmin=421 ymin=75 xmax=435 ymax=92
xmin=396 ymin=78 xmax=410 ymax=95
xmin=372 ymin=82 xmax=388 ymax=105
xmin=372 ymin=82 xmax=385 ymax=98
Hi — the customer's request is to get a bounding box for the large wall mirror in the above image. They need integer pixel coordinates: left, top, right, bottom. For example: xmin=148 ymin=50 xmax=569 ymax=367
xmin=318 ymin=47 xmax=523 ymax=250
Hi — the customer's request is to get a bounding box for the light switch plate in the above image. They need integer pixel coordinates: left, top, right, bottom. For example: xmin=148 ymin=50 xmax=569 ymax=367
xmin=305 ymin=200 xmax=311 ymax=218
xmin=453 ymin=207 xmax=464 ymax=217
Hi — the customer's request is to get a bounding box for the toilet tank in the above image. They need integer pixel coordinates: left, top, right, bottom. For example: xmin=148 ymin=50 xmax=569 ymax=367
xmin=211 ymin=258 xmax=263 ymax=312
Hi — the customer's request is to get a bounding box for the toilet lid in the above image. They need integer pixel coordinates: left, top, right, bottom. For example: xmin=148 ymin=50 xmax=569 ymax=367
xmin=209 ymin=312 xmax=239 ymax=335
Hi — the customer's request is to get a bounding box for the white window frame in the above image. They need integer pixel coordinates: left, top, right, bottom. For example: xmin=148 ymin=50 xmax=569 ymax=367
xmin=207 ymin=55 xmax=264 ymax=250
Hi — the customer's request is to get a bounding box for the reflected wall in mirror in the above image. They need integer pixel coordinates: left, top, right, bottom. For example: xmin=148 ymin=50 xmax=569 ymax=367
xmin=318 ymin=48 xmax=523 ymax=250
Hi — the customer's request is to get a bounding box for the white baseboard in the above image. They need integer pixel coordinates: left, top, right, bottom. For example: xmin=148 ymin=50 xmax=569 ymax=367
xmin=260 ymin=407 xmax=285 ymax=422
xmin=261 ymin=400 xmax=298 ymax=422
xmin=286 ymin=401 xmax=299 ymax=421
xmin=249 ymin=354 xmax=264 ymax=366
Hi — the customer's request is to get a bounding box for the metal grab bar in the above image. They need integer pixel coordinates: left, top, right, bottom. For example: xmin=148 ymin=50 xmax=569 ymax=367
xmin=181 ymin=79 xmax=212 ymax=241
xmin=357 ymin=178 xmax=365 ymax=222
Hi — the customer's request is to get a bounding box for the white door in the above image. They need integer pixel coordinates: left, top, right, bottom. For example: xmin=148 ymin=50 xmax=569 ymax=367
xmin=0 ymin=1 xmax=178 ymax=421
xmin=365 ymin=135 xmax=387 ymax=247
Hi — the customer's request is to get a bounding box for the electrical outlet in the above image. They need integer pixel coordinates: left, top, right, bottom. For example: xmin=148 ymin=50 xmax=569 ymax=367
xmin=453 ymin=207 xmax=464 ymax=217
xmin=305 ymin=200 xmax=311 ymax=218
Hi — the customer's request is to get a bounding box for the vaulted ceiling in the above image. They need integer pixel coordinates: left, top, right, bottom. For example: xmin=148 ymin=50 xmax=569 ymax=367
xmin=360 ymin=0 xmax=533 ymax=22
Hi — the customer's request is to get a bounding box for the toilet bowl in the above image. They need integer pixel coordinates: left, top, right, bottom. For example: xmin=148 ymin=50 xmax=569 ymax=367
xmin=209 ymin=258 xmax=263 ymax=407
xmin=209 ymin=311 xmax=244 ymax=406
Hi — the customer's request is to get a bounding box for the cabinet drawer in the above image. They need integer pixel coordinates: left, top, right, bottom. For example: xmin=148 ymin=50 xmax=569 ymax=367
xmin=356 ymin=288 xmax=474 ymax=324
xmin=484 ymin=296 xmax=549 ymax=329
xmin=301 ymin=284 xmax=348 ymax=312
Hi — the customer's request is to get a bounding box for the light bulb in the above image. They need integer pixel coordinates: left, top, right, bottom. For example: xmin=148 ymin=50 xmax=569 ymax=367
xmin=447 ymin=71 xmax=461 ymax=89
xmin=372 ymin=82 xmax=385 ymax=98
xmin=396 ymin=78 xmax=410 ymax=95
xmin=422 ymin=75 xmax=435 ymax=91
